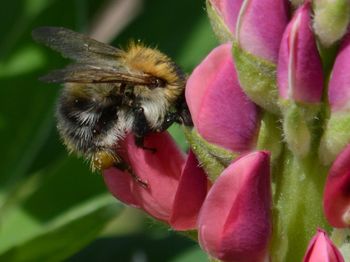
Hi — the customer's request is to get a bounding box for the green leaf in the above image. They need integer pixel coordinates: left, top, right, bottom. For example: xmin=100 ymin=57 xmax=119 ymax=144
xmin=0 ymin=154 xmax=111 ymax=255
xmin=69 ymin=232 xmax=198 ymax=262
xmin=171 ymin=247 xmax=208 ymax=262
xmin=0 ymin=45 xmax=46 ymax=78
xmin=0 ymin=195 xmax=122 ymax=262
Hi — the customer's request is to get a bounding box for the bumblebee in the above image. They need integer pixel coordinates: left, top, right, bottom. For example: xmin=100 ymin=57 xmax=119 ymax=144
xmin=32 ymin=27 xmax=192 ymax=186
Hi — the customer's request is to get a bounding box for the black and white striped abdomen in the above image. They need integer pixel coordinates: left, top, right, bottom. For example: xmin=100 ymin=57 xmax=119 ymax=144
xmin=56 ymin=88 xmax=132 ymax=157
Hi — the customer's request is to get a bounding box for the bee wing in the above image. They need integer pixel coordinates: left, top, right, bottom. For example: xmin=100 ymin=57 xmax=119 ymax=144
xmin=40 ymin=64 xmax=159 ymax=87
xmin=32 ymin=27 xmax=124 ymax=67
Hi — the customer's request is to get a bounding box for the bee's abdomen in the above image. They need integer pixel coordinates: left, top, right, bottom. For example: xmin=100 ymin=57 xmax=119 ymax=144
xmin=56 ymin=90 xmax=122 ymax=155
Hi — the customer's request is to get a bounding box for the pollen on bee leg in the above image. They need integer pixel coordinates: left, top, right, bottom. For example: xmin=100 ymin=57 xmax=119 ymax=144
xmin=92 ymin=151 xmax=116 ymax=171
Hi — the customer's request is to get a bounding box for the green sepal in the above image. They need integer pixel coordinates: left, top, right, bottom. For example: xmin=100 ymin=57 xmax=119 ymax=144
xmin=319 ymin=111 xmax=350 ymax=165
xmin=206 ymin=0 xmax=233 ymax=43
xmin=313 ymin=0 xmax=350 ymax=47
xmin=232 ymin=43 xmax=280 ymax=114
xmin=280 ymin=101 xmax=320 ymax=158
xmin=183 ymin=127 xmax=237 ymax=182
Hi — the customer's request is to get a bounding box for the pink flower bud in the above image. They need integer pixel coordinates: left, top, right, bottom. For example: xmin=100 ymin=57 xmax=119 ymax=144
xmin=185 ymin=43 xmax=260 ymax=152
xmin=303 ymin=229 xmax=344 ymax=262
xmin=208 ymin=0 xmax=243 ymax=36
xmin=103 ymin=133 xmax=209 ymax=230
xmin=236 ymin=0 xmax=290 ymax=62
xmin=277 ymin=2 xmax=324 ymax=104
xmin=198 ymin=151 xmax=271 ymax=262
xmin=319 ymin=32 xmax=350 ymax=164
xmin=313 ymin=0 xmax=350 ymax=47
xmin=323 ymin=143 xmax=350 ymax=228
xmin=329 ymin=32 xmax=350 ymax=112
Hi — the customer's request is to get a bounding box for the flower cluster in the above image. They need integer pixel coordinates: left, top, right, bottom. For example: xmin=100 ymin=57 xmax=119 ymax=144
xmin=103 ymin=0 xmax=350 ymax=261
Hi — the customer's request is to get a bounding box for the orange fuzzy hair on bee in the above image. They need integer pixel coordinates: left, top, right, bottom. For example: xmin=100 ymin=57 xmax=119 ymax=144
xmin=122 ymin=42 xmax=186 ymax=103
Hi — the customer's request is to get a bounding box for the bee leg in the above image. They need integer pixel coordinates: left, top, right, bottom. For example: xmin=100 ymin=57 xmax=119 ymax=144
xmin=132 ymin=106 xmax=156 ymax=153
xmin=114 ymin=161 xmax=148 ymax=188
xmin=175 ymin=94 xmax=193 ymax=126
xmin=134 ymin=135 xmax=156 ymax=153
xmin=156 ymin=111 xmax=178 ymax=132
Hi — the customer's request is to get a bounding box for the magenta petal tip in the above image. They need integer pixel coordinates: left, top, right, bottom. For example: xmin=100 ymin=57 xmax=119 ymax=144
xmin=198 ymin=151 xmax=271 ymax=262
xmin=277 ymin=2 xmax=324 ymax=104
xmin=303 ymin=229 xmax=344 ymax=262
xmin=237 ymin=0 xmax=289 ymax=62
xmin=329 ymin=32 xmax=350 ymax=112
xmin=324 ymin=143 xmax=350 ymax=227
xmin=186 ymin=43 xmax=260 ymax=152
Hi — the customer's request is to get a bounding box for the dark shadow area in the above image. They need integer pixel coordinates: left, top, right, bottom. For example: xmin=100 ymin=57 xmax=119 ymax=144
xmin=69 ymin=232 xmax=198 ymax=262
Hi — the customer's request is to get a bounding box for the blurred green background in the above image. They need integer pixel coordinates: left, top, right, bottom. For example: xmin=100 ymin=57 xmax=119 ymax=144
xmin=0 ymin=0 xmax=217 ymax=261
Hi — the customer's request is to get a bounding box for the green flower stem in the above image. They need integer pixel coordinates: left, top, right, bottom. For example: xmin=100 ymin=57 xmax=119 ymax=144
xmin=271 ymin=150 xmax=330 ymax=261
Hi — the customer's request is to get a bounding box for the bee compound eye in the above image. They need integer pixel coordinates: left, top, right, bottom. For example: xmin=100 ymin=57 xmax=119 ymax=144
xmin=154 ymin=78 xmax=166 ymax=87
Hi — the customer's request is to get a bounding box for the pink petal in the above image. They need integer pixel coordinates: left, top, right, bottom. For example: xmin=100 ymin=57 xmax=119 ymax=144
xmin=324 ymin=143 xmax=350 ymax=227
xmin=103 ymin=132 xmax=185 ymax=222
xmin=103 ymin=167 xmax=140 ymax=207
xmin=303 ymin=229 xmax=344 ymax=262
xmin=277 ymin=2 xmax=324 ymax=103
xmin=170 ymin=151 xmax=210 ymax=230
xmin=329 ymin=32 xmax=350 ymax=112
xmin=170 ymin=151 xmax=209 ymax=230
xmin=198 ymin=151 xmax=271 ymax=262
xmin=185 ymin=43 xmax=260 ymax=152
xmin=238 ymin=0 xmax=290 ymax=62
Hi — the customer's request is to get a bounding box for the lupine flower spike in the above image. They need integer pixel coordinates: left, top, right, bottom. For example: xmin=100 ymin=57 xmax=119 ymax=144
xmin=101 ymin=0 xmax=350 ymax=261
